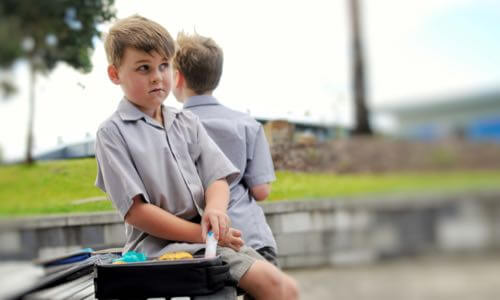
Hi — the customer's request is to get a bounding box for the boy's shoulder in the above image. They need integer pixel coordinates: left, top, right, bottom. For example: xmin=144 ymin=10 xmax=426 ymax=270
xmin=175 ymin=106 xmax=199 ymax=121
xmin=189 ymin=101 xmax=263 ymax=138
xmin=96 ymin=110 xmax=122 ymax=134
xmin=170 ymin=106 xmax=204 ymax=129
xmin=216 ymin=104 xmax=261 ymax=127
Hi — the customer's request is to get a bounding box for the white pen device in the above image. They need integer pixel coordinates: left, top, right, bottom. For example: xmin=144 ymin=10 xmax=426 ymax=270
xmin=205 ymin=231 xmax=217 ymax=258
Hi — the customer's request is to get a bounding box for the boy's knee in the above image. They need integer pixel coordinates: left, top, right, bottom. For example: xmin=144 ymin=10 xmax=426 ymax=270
xmin=260 ymin=265 xmax=299 ymax=299
xmin=284 ymin=275 xmax=300 ymax=300
xmin=240 ymin=259 xmax=300 ymax=300
xmin=271 ymin=272 xmax=300 ymax=300
xmin=265 ymin=269 xmax=285 ymax=289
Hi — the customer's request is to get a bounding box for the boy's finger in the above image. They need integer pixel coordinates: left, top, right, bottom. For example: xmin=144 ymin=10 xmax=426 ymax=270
xmin=231 ymin=239 xmax=242 ymax=251
xmin=201 ymin=220 xmax=209 ymax=242
xmin=219 ymin=220 xmax=228 ymax=239
xmin=209 ymin=215 xmax=220 ymax=240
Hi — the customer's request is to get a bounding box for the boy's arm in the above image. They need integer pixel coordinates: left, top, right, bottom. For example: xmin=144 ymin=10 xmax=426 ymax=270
xmin=126 ymin=193 xmax=243 ymax=250
xmin=250 ymin=183 xmax=271 ymax=201
xmin=244 ymin=126 xmax=276 ymax=201
xmin=125 ymin=195 xmax=204 ymax=244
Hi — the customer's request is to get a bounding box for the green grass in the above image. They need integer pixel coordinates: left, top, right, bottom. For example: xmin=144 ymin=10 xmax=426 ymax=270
xmin=270 ymin=171 xmax=500 ymax=200
xmin=0 ymin=159 xmax=112 ymax=217
xmin=1 ymin=158 xmax=500 ymax=217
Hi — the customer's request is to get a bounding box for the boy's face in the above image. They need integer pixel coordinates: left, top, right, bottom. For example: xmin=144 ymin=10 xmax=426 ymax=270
xmin=108 ymin=47 xmax=173 ymax=113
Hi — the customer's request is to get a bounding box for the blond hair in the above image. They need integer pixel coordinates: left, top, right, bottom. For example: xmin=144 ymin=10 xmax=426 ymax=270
xmin=104 ymin=15 xmax=175 ymax=67
xmin=174 ymin=32 xmax=223 ymax=94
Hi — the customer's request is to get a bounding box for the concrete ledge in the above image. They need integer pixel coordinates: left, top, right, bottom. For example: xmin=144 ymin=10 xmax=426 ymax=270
xmin=262 ymin=190 xmax=500 ymax=214
xmin=0 ymin=211 xmax=122 ymax=230
xmin=1 ymin=191 xmax=499 ymax=268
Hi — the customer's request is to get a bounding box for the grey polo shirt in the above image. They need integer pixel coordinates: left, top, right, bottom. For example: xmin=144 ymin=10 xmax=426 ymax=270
xmin=184 ymin=95 xmax=277 ymax=251
xmin=95 ymin=98 xmax=239 ymax=257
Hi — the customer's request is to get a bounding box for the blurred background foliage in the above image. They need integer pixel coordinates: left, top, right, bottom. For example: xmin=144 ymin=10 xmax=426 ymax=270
xmin=0 ymin=0 xmax=115 ymax=74
xmin=0 ymin=0 xmax=116 ymax=163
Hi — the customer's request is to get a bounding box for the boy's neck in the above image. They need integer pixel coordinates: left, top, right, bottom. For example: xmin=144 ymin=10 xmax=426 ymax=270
xmin=181 ymin=89 xmax=213 ymax=103
xmin=153 ymin=107 xmax=164 ymax=125
xmin=127 ymin=98 xmax=164 ymax=125
xmin=187 ymin=89 xmax=212 ymax=98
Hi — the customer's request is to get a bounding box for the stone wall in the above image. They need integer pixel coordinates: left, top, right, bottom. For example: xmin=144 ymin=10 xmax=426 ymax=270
xmin=271 ymin=138 xmax=500 ymax=173
xmin=1 ymin=191 xmax=500 ymax=268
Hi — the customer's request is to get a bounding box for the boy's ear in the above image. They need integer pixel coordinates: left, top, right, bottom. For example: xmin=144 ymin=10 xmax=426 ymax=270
xmin=107 ymin=65 xmax=120 ymax=85
xmin=174 ymin=69 xmax=184 ymax=88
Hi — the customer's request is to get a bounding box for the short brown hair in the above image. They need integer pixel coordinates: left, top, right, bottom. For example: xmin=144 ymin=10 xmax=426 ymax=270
xmin=174 ymin=32 xmax=223 ymax=94
xmin=104 ymin=15 xmax=175 ymax=67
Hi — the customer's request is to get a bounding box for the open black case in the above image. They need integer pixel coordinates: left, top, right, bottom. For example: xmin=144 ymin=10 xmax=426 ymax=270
xmin=93 ymin=256 xmax=232 ymax=299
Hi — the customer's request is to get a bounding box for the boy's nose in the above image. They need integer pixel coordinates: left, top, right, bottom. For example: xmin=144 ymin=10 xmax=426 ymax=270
xmin=150 ymin=70 xmax=162 ymax=83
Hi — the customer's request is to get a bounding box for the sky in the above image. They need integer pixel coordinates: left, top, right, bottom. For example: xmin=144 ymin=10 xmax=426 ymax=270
xmin=1 ymin=0 xmax=500 ymax=161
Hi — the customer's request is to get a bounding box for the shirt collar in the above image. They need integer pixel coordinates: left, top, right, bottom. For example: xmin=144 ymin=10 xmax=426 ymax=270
xmin=117 ymin=98 xmax=178 ymax=130
xmin=183 ymin=95 xmax=220 ymax=109
xmin=117 ymin=98 xmax=145 ymax=121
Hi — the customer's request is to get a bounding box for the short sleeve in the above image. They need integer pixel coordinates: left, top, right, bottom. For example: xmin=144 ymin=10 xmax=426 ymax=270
xmin=95 ymin=126 xmax=150 ymax=219
xmin=194 ymin=119 xmax=240 ymax=189
xmin=243 ymin=125 xmax=276 ymax=187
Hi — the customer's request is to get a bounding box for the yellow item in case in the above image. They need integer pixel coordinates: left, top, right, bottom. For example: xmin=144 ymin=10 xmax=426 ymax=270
xmin=157 ymin=251 xmax=193 ymax=261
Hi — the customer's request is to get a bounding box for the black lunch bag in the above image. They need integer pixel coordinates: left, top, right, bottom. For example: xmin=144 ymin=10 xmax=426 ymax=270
xmin=93 ymin=256 xmax=232 ymax=299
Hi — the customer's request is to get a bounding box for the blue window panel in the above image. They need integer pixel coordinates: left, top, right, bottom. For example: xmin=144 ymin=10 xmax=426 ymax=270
xmin=467 ymin=117 xmax=500 ymax=141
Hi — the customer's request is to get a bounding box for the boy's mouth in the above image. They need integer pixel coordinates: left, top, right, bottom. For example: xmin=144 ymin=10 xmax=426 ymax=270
xmin=149 ymin=88 xmax=164 ymax=94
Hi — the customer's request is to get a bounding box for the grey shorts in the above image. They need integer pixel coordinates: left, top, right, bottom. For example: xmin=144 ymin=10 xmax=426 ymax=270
xmin=218 ymin=245 xmax=265 ymax=284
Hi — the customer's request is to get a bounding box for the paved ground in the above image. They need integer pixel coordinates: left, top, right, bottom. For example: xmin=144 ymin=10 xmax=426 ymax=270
xmin=286 ymin=253 xmax=500 ymax=300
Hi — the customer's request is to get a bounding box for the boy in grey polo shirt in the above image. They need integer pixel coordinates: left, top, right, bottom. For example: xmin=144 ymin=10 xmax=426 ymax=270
xmin=172 ymin=32 xmax=279 ymax=266
xmin=95 ymin=16 xmax=298 ymax=300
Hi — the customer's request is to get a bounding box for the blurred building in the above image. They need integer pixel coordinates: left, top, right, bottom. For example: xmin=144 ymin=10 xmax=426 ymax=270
xmin=262 ymin=120 xmax=296 ymax=146
xmin=377 ymin=90 xmax=500 ymax=141
xmin=35 ymin=139 xmax=95 ymax=161
xmin=257 ymin=117 xmax=338 ymax=146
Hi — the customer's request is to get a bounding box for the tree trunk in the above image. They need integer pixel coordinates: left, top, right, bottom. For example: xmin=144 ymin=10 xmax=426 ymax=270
xmin=25 ymin=60 xmax=36 ymax=164
xmin=349 ymin=0 xmax=372 ymax=135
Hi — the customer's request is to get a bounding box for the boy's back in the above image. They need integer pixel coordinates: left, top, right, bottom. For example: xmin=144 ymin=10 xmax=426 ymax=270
xmin=183 ymin=95 xmax=277 ymax=253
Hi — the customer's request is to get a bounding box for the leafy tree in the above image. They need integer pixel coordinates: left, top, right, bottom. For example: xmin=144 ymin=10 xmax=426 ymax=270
xmin=348 ymin=0 xmax=372 ymax=135
xmin=0 ymin=0 xmax=115 ymax=163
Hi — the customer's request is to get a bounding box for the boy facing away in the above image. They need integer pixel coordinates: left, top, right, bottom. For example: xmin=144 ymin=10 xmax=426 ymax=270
xmin=94 ymin=15 xmax=298 ymax=299
xmin=172 ymin=32 xmax=279 ymax=265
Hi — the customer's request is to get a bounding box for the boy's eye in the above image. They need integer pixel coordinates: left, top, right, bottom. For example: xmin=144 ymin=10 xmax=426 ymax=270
xmin=159 ymin=63 xmax=169 ymax=71
xmin=137 ymin=65 xmax=149 ymax=72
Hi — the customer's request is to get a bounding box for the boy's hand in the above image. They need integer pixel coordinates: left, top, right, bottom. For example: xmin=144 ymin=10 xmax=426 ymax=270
xmin=218 ymin=228 xmax=244 ymax=252
xmin=201 ymin=208 xmax=230 ymax=241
